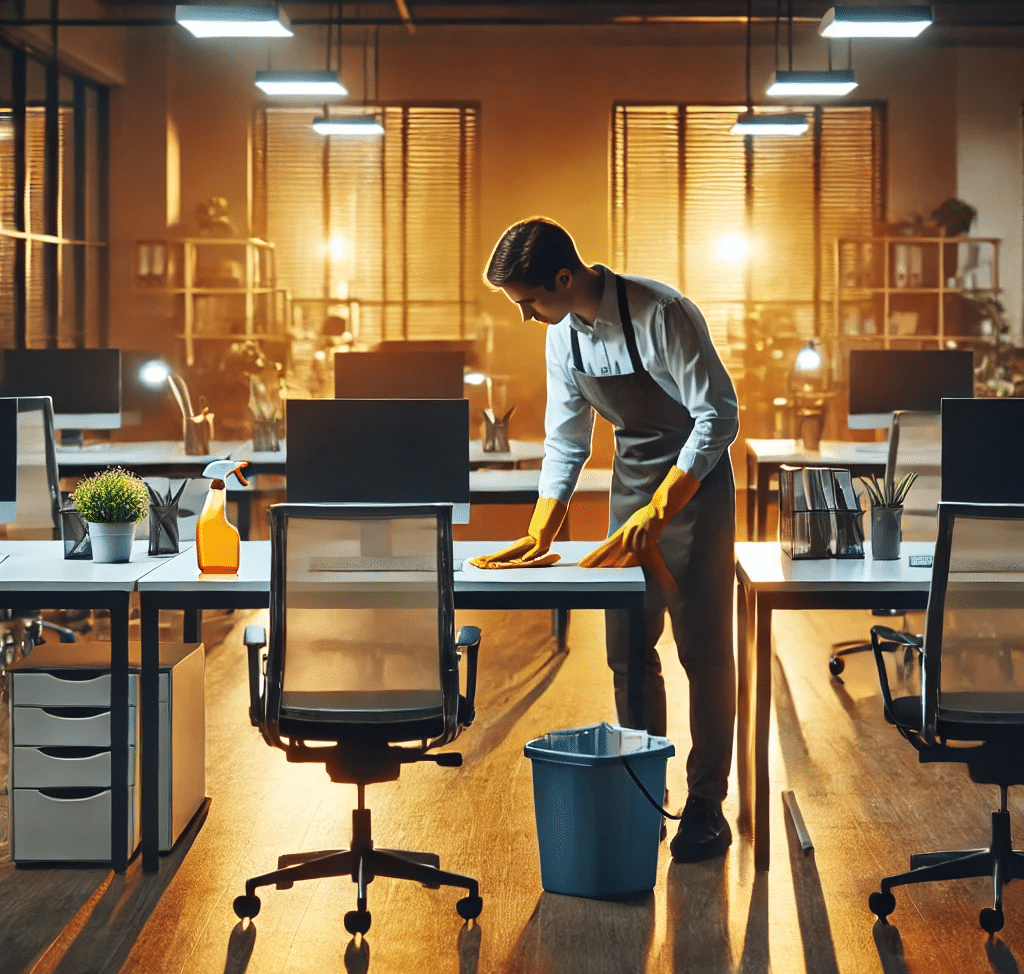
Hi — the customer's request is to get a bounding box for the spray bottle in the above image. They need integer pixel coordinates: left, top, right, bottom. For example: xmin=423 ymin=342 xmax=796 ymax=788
xmin=196 ymin=460 xmax=250 ymax=574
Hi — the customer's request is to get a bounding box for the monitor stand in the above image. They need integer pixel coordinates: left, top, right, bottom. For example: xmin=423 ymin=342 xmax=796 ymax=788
xmin=60 ymin=429 xmax=84 ymax=448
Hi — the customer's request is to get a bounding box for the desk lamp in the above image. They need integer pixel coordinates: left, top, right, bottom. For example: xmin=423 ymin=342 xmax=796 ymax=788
xmin=788 ymin=340 xmax=832 ymax=450
xmin=140 ymin=360 xmax=214 ymax=455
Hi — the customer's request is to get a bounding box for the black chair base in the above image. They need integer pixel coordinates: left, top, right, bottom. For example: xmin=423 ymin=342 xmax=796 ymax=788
xmin=869 ymin=808 xmax=1024 ymax=933
xmin=233 ymin=806 xmax=482 ymax=934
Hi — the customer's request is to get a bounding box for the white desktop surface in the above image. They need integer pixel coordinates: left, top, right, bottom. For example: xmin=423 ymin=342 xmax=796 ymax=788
xmin=136 ymin=540 xmax=271 ymax=592
xmin=735 ymin=540 xmax=935 ymax=591
xmin=56 ymin=440 xmax=247 ymax=465
xmin=0 ymin=540 xmax=182 ymax=590
xmin=468 ymin=467 xmax=612 ymax=495
xmin=455 ymin=540 xmax=643 ymax=591
xmin=229 ymin=439 xmax=547 ymax=469
xmin=744 ymin=438 xmax=888 ymax=464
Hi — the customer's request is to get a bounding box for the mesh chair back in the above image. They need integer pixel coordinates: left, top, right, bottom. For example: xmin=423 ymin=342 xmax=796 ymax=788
xmin=923 ymin=503 xmax=1024 ymax=732
xmin=1 ymin=397 xmax=61 ymax=540
xmin=886 ymin=410 xmax=941 ymax=543
xmin=265 ymin=504 xmax=457 ymax=745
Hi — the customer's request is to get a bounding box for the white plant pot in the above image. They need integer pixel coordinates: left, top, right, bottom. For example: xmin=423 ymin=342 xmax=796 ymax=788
xmin=87 ymin=521 xmax=137 ymax=564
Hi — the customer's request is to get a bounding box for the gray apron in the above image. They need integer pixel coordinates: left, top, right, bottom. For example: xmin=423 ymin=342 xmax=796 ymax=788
xmin=569 ymin=275 xmax=736 ymax=802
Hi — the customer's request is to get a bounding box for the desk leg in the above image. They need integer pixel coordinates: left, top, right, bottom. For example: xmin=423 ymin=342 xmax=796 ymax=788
xmin=626 ymin=593 xmax=646 ymax=730
xmin=552 ymin=608 xmax=570 ymax=652
xmin=746 ymin=452 xmax=757 ymax=541
xmin=736 ymin=580 xmax=752 ymax=832
xmin=753 ymin=597 xmax=773 ymax=871
xmin=184 ymin=609 xmax=202 ymax=643
xmin=109 ymin=593 xmax=130 ymax=874
xmin=141 ymin=597 xmax=161 ymax=872
xmin=235 ymin=493 xmax=252 ymax=542
xmin=757 ymin=467 xmax=771 ymax=542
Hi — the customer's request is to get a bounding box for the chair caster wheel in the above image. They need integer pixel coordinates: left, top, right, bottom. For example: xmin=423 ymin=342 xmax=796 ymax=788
xmin=829 ymin=656 xmax=845 ymax=676
xmin=868 ymin=890 xmax=895 ymax=921
xmin=344 ymin=910 xmax=372 ymax=935
xmin=980 ymin=907 xmax=1004 ymax=933
xmin=275 ymin=881 xmax=294 ymax=890
xmin=456 ymin=894 xmax=483 ymax=920
xmin=233 ymin=895 xmax=261 ymax=920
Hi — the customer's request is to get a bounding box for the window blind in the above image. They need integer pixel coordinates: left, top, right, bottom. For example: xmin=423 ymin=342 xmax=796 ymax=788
xmin=612 ymin=102 xmax=885 ymax=370
xmin=255 ymin=105 xmax=479 ymax=344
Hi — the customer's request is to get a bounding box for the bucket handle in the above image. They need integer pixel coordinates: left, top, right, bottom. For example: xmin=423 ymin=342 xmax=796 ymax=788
xmin=621 ymin=757 xmax=681 ymax=820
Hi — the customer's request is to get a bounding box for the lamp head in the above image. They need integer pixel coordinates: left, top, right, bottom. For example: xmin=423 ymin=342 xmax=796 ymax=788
xmin=140 ymin=360 xmax=172 ymax=389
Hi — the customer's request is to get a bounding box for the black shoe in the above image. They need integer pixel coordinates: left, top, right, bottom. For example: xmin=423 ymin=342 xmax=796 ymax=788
xmin=670 ymin=796 xmax=732 ymax=863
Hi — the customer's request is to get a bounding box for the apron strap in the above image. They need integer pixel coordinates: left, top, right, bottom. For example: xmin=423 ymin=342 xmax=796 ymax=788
xmin=569 ymin=275 xmax=646 ymax=376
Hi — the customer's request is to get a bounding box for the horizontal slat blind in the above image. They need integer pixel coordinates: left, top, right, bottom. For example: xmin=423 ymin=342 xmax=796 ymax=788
xmin=258 ymin=104 xmax=478 ymax=344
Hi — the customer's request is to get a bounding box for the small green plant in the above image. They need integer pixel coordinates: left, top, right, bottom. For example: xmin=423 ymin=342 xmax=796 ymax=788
xmin=71 ymin=467 xmax=150 ymax=524
xmin=859 ymin=472 xmax=919 ymax=509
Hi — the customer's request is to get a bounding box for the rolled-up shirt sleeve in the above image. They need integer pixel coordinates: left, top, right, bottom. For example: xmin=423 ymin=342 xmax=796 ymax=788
xmin=537 ymin=325 xmax=594 ymax=504
xmin=659 ymin=297 xmax=739 ymax=481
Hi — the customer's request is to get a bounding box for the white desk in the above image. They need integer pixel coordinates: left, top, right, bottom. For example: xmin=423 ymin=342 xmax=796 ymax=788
xmin=136 ymin=539 xmax=645 ymax=871
xmin=0 ymin=540 xmax=183 ymax=872
xmin=56 ymin=439 xmax=247 ymax=478
xmin=735 ymin=540 xmax=934 ymax=871
xmin=744 ymin=439 xmax=888 ymax=542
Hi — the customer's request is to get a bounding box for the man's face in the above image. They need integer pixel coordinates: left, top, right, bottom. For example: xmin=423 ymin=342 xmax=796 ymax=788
xmin=501 ymin=273 xmax=573 ymax=324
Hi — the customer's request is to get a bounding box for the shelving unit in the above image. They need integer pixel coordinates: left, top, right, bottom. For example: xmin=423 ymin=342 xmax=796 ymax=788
xmin=135 ymin=237 xmax=290 ymax=366
xmin=831 ymin=234 xmax=1001 ymax=380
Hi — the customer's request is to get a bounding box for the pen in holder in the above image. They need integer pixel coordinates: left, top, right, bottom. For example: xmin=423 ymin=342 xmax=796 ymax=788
xmin=61 ymin=504 xmax=92 ymax=560
xmin=146 ymin=480 xmax=188 ymax=555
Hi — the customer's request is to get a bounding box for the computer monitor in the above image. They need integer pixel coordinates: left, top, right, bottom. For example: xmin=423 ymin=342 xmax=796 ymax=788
xmin=0 ymin=397 xmax=18 ymax=523
xmin=847 ymin=349 xmax=974 ymax=430
xmin=941 ymin=398 xmax=1024 ymax=504
xmin=0 ymin=348 xmax=121 ymax=444
xmin=333 ymin=350 xmax=466 ymax=400
xmin=286 ymin=398 xmax=471 ymax=523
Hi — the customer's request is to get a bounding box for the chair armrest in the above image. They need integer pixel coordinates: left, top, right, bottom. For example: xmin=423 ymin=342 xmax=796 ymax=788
xmin=456 ymin=625 xmax=481 ymax=725
xmin=244 ymin=625 xmax=267 ymax=728
xmin=870 ymin=624 xmax=922 ymax=729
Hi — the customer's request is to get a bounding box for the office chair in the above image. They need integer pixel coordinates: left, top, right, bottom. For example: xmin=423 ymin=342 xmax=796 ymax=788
xmin=868 ymin=502 xmax=1024 ymax=933
xmin=0 ymin=397 xmax=78 ymax=645
xmin=234 ymin=502 xmax=483 ymax=935
xmin=829 ymin=410 xmax=941 ymax=676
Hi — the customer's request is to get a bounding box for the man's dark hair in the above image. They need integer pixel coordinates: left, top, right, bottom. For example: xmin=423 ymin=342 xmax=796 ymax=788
xmin=485 ymin=217 xmax=583 ymax=291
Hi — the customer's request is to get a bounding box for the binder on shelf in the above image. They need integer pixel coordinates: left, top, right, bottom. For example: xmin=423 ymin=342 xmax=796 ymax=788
xmin=779 ymin=465 xmax=865 ymax=560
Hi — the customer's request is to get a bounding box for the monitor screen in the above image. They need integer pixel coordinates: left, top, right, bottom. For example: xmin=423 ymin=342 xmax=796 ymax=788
xmin=334 ymin=350 xmax=466 ymax=400
xmin=848 ymin=349 xmax=974 ymax=430
xmin=0 ymin=398 xmax=17 ymax=522
xmin=286 ymin=398 xmax=471 ymax=522
xmin=942 ymin=398 xmax=1024 ymax=504
xmin=0 ymin=348 xmax=121 ymax=431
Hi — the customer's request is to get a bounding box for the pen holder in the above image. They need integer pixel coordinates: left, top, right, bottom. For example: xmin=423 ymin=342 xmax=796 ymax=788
xmin=870 ymin=506 xmax=903 ymax=561
xmin=148 ymin=501 xmax=180 ymax=556
xmin=184 ymin=409 xmax=214 ymax=456
xmin=60 ymin=505 xmax=92 ymax=560
xmin=252 ymin=416 xmax=280 ymax=452
xmin=482 ymin=406 xmax=515 ymax=453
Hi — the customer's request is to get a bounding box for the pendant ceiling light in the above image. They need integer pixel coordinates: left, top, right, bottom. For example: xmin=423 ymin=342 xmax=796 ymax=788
xmin=819 ymin=5 xmax=933 ymax=38
xmin=314 ymin=23 xmax=385 ymax=138
xmin=766 ymin=0 xmax=857 ymax=97
xmin=255 ymin=71 xmax=347 ymax=97
xmin=731 ymin=0 xmax=807 ymax=137
xmin=175 ymin=5 xmax=293 ymax=38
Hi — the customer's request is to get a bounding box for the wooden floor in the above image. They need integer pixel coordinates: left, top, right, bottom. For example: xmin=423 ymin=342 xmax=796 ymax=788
xmin=4 ymin=567 xmax=1024 ymax=970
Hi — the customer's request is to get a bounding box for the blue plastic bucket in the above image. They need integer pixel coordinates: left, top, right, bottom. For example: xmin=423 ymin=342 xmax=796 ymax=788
xmin=524 ymin=722 xmax=674 ymax=898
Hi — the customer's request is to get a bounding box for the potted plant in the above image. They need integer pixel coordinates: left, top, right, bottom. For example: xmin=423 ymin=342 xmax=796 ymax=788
xmin=71 ymin=467 xmax=150 ymax=563
xmin=859 ymin=472 xmax=918 ymax=560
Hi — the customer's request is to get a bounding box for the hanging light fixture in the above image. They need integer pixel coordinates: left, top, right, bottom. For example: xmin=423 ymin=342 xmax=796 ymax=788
xmin=731 ymin=0 xmax=807 ymax=137
xmin=255 ymin=70 xmax=347 ymax=97
xmin=313 ymin=23 xmax=385 ymax=137
xmin=819 ymin=5 xmax=933 ymax=38
xmin=174 ymin=5 xmax=293 ymax=38
xmin=767 ymin=0 xmax=857 ymax=96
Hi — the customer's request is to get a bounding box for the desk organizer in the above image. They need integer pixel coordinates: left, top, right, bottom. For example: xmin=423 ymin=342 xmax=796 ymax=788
xmin=6 ymin=641 xmax=205 ymax=863
xmin=779 ymin=465 xmax=865 ymax=560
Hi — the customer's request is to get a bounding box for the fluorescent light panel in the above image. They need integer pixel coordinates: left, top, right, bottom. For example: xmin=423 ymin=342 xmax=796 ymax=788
xmin=255 ymin=71 xmax=348 ymax=96
xmin=312 ymin=115 xmax=385 ymax=136
xmin=819 ymin=5 xmax=932 ymax=38
xmin=175 ymin=5 xmax=293 ymax=38
xmin=767 ymin=70 xmax=858 ymax=96
xmin=731 ymin=113 xmax=809 ymax=136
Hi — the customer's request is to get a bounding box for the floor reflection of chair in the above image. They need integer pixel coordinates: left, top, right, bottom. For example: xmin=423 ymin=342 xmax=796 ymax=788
xmin=233 ymin=503 xmax=483 ymax=935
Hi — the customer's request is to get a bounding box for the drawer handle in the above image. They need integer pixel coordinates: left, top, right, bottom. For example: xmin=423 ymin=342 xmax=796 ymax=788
xmin=35 ymin=746 xmax=110 ymax=759
xmin=36 ymin=707 xmax=108 ymax=719
xmin=35 ymin=787 xmax=108 ymax=800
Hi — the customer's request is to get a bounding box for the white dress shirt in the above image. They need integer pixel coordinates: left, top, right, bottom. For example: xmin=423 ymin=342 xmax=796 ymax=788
xmin=537 ymin=264 xmax=739 ymax=505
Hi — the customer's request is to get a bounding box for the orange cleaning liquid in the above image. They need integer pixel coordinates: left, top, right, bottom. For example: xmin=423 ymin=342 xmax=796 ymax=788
xmin=195 ymin=480 xmax=240 ymax=573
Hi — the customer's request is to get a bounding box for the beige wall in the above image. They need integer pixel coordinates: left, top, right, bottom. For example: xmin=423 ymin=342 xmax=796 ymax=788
xmin=102 ymin=23 xmax=1021 ymax=442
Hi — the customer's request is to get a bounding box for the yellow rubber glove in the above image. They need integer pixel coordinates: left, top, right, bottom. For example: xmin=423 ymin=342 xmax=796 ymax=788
xmin=468 ymin=497 xmax=569 ymax=569
xmin=578 ymin=466 xmax=701 ymax=596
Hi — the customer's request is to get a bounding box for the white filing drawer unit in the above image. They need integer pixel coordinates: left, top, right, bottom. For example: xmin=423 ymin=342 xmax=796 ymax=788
xmin=7 ymin=641 xmax=205 ymax=863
